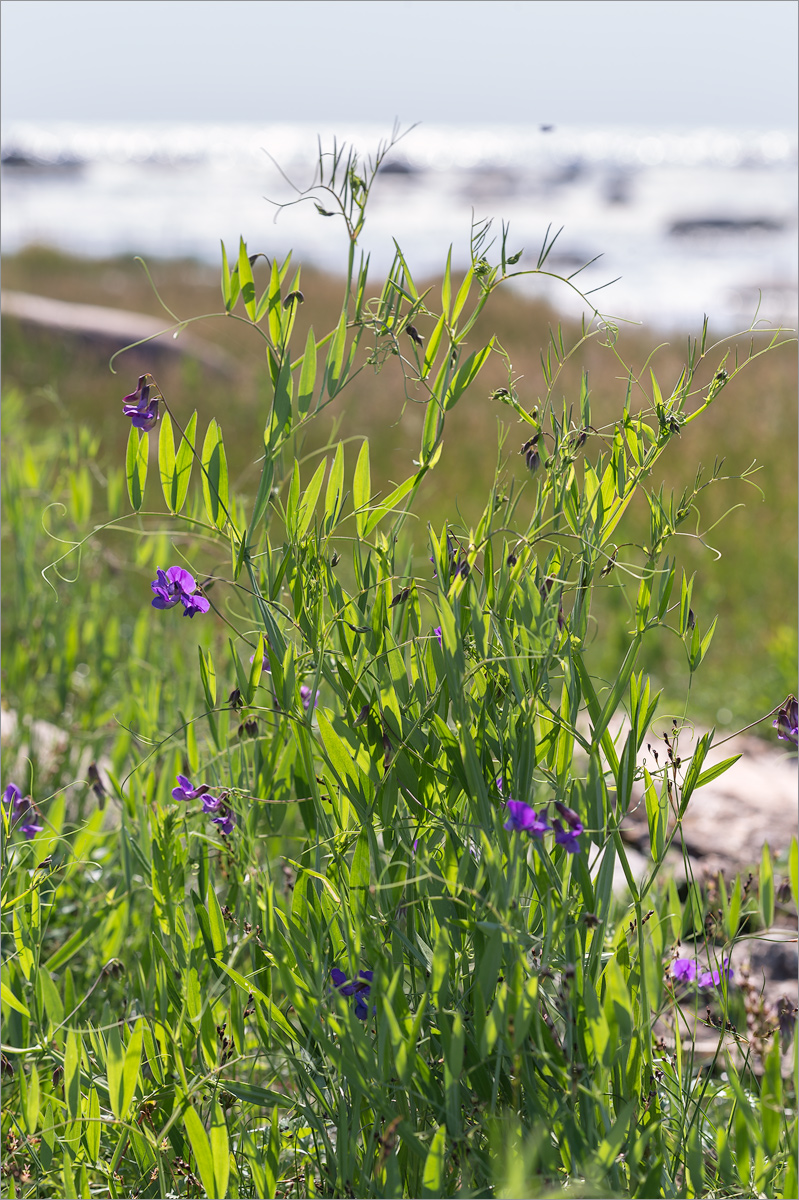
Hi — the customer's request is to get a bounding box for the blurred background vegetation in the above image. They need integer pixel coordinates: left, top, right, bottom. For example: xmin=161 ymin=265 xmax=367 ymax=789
xmin=2 ymin=245 xmax=796 ymax=770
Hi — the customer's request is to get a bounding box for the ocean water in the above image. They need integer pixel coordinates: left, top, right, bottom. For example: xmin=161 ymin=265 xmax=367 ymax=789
xmin=1 ymin=121 xmax=796 ymax=332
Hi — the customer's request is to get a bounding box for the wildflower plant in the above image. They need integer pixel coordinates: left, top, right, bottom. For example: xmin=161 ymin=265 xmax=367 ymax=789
xmin=2 ymin=126 xmax=797 ymax=1200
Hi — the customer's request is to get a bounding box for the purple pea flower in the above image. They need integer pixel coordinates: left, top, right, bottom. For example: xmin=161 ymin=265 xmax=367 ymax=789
xmin=150 ymin=566 xmax=210 ymax=618
xmin=3 ymin=783 xmax=22 ymax=810
xmin=171 ymin=774 xmax=210 ymax=803
xmin=249 ymin=650 xmax=272 ymax=673
xmin=553 ymin=819 xmax=581 ymax=854
xmin=554 ymin=801 xmax=584 ymax=836
xmin=201 ymin=794 xmax=223 ymax=814
xmin=211 ymin=807 xmax=236 ymax=836
xmin=503 ymin=799 xmax=550 ymax=836
xmin=180 ymin=592 xmax=211 ymax=619
xmin=672 ymin=957 xmax=697 ymax=983
xmin=300 ymin=685 xmax=319 ymax=711
xmin=122 ymin=376 xmax=160 ymax=431
xmin=774 ymin=696 xmax=798 ymax=747
xmin=433 ymin=626 xmax=442 ymax=647
xmin=698 ymin=958 xmax=733 ymax=989
xmin=331 ymin=968 xmax=374 ymax=1020
xmin=2 ymin=784 xmax=43 ymax=839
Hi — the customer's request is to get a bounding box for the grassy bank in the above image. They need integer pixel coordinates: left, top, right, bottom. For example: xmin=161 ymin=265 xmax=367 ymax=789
xmin=3 ymin=246 xmax=796 ymax=737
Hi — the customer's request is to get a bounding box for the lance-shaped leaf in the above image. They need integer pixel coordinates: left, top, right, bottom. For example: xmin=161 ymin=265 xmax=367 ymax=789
xmin=125 ymin=427 xmax=148 ymax=511
xmin=181 ymin=1094 xmax=217 ymax=1200
xmin=353 ymin=440 xmax=371 ymax=537
xmin=201 ymin=418 xmax=229 ymax=529
xmin=158 ymin=409 xmax=176 ymax=511
xmin=296 ymin=326 xmax=317 ymax=417
xmin=173 ymin=410 xmax=197 ymax=516
xmin=238 ymin=238 xmax=257 ymax=320
xmin=297 ymin=456 xmax=327 ymax=540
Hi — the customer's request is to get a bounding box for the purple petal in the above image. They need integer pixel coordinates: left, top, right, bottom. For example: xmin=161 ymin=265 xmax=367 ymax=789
xmin=672 ymin=957 xmax=697 ymax=983
xmin=2 ymin=783 xmax=22 ymax=808
xmin=553 ymin=819 xmax=581 ymax=854
xmin=504 ymin=799 xmax=549 ymax=835
xmin=181 ymin=594 xmax=210 ymax=617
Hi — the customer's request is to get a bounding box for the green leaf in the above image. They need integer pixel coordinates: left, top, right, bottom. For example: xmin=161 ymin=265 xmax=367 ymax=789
xmin=85 ymin=1087 xmax=100 ymax=1162
xmin=198 ymin=646 xmax=217 ymax=709
xmin=695 ymin=753 xmax=741 ymax=788
xmin=643 ymin=768 xmax=665 ymax=861
xmin=181 ymin=1095 xmax=217 ymax=1199
xmin=158 ymin=409 xmax=176 ymax=511
xmin=451 ymin=267 xmax=473 ymax=324
xmin=64 ymin=1029 xmax=81 ymax=1121
xmin=43 ymin=910 xmax=106 ymax=972
xmin=22 ymin=1064 xmax=40 ymax=1135
xmin=265 ymin=258 xmax=283 ymax=345
xmin=120 ymin=1019 xmax=143 ymax=1118
xmin=207 ymin=878 xmax=228 ymax=959
xmin=323 ymin=442 xmax=345 ymax=529
xmin=201 ymin=418 xmax=229 ymax=529
xmin=125 ymin=426 xmax=148 ymax=512
xmin=422 ymin=1125 xmax=446 ymax=1197
xmin=221 ymin=1080 xmax=288 ymax=1107
xmin=106 ymin=1024 xmax=125 ymax=1120
xmin=325 ymin=311 xmax=348 ymax=398
xmin=350 ymin=827 xmax=371 ymax=891
xmin=297 ymin=326 xmax=317 ymax=416
xmin=210 ymin=1102 xmax=230 ymax=1200
xmin=444 ymin=341 xmax=493 ymax=411
xmin=680 ymin=730 xmax=714 ymax=813
xmin=173 ymin=410 xmax=197 ymax=516
xmin=363 ymin=474 xmax=417 ymax=536
xmin=353 ymin=440 xmax=371 ymax=538
xmin=220 ymin=240 xmax=231 ymax=308
xmin=238 ymin=238 xmax=257 ymax=320
xmin=246 ymin=451 xmax=274 ymax=547
xmin=441 ymin=246 xmax=452 ymax=319
xmin=759 ymin=842 xmax=774 ymax=928
xmin=297 ymin=457 xmax=327 ymax=540
xmin=1 ymin=979 xmax=29 ymax=1016
xmin=422 ymin=313 xmax=446 ymax=379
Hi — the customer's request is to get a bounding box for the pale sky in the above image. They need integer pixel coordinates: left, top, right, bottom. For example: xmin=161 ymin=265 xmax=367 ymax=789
xmin=1 ymin=0 xmax=797 ymax=127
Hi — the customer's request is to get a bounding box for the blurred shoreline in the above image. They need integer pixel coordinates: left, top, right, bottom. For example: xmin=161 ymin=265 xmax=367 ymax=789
xmin=2 ymin=120 xmax=797 ymax=333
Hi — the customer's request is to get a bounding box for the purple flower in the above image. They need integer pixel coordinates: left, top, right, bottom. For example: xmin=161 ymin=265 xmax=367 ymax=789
xmin=496 ymin=775 xmax=505 ymax=795
xmin=331 ymin=968 xmax=374 ymax=1020
xmin=698 ymin=958 xmax=733 ymax=989
xmin=433 ymin=626 xmax=442 ymax=647
xmin=3 ymin=785 xmax=43 ymax=839
xmin=554 ymin=801 xmax=584 ymax=834
xmin=774 ymin=696 xmax=798 ymax=747
xmin=201 ymin=794 xmax=223 ymax=814
xmin=172 ymin=774 xmax=210 ymax=803
xmin=211 ymin=807 xmax=236 ymax=836
xmin=122 ymin=376 xmax=159 ymax=431
xmin=151 ymin=566 xmax=210 ymax=618
xmin=553 ymin=819 xmax=581 ymax=854
xmin=672 ymin=957 xmax=697 ymax=983
xmin=18 ymin=818 xmax=44 ymax=839
xmin=3 ymin=783 xmax=22 ymax=810
xmin=503 ymin=799 xmax=550 ymax=836
xmin=249 ymin=650 xmax=271 ymax=673
xmin=300 ymin=685 xmax=319 ymax=711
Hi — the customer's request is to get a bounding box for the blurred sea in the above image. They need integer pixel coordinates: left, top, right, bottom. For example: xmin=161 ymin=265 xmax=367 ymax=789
xmin=1 ymin=121 xmax=796 ymax=332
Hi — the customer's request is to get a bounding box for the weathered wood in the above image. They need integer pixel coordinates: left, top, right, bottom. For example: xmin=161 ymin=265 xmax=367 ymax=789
xmin=1 ymin=290 xmax=234 ymax=374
